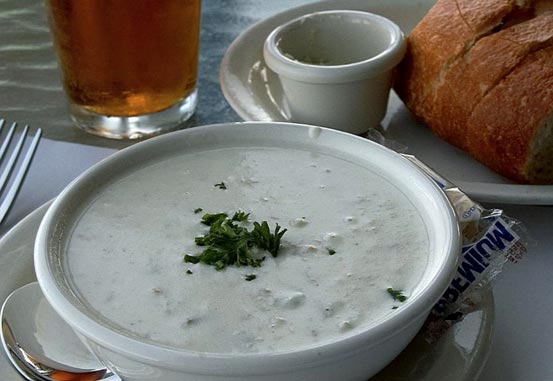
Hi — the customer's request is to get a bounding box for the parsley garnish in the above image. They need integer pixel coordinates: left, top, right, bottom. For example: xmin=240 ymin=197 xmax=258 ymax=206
xmin=326 ymin=247 xmax=336 ymax=255
xmin=186 ymin=269 xmax=193 ymax=274
xmin=184 ymin=255 xmax=201 ymax=264
xmin=251 ymin=221 xmax=287 ymax=257
xmin=232 ymin=211 xmax=250 ymax=222
xmin=214 ymin=182 xmax=227 ymax=190
xmin=244 ymin=274 xmax=257 ymax=281
xmin=184 ymin=211 xmax=287 ymax=271
xmin=194 ymin=208 xmax=203 ymax=214
xmin=200 ymin=212 xmax=229 ymax=226
xmin=387 ymin=288 xmax=407 ymax=302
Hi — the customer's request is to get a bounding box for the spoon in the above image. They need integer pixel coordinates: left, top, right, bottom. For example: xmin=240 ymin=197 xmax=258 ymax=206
xmin=1 ymin=282 xmax=120 ymax=381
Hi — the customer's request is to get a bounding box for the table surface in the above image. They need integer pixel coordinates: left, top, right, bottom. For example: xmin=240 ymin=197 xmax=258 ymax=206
xmin=1 ymin=1 xmax=552 ymax=381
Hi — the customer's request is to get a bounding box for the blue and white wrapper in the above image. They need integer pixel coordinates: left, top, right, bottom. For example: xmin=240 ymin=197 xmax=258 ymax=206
xmin=402 ymin=155 xmax=529 ymax=342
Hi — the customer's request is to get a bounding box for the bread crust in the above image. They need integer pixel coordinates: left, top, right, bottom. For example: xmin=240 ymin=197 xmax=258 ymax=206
xmin=396 ymin=0 xmax=516 ymax=122
xmin=466 ymin=46 xmax=553 ymax=183
xmin=396 ymin=0 xmax=553 ymax=183
xmin=432 ymin=12 xmax=553 ymax=149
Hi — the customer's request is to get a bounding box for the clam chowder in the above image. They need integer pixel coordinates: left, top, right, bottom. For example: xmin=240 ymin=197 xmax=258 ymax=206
xmin=66 ymin=146 xmax=428 ymax=353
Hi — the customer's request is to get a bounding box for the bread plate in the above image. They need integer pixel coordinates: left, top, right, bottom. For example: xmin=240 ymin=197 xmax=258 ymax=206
xmin=220 ymin=0 xmax=553 ymax=205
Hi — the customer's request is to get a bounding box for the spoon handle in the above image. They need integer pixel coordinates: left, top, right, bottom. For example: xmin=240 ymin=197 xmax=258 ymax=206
xmin=47 ymin=369 xmax=108 ymax=381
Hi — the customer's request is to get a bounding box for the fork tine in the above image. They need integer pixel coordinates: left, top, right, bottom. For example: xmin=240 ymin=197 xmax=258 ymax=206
xmin=0 ymin=127 xmax=42 ymax=224
xmin=0 ymin=125 xmax=29 ymax=195
xmin=0 ymin=122 xmax=17 ymax=163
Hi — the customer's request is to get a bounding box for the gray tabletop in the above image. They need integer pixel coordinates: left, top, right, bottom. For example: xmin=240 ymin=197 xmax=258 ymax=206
xmin=0 ymin=0 xmax=311 ymax=149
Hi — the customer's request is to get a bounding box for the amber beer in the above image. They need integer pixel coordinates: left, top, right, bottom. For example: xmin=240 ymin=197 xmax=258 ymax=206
xmin=46 ymin=0 xmax=201 ymax=118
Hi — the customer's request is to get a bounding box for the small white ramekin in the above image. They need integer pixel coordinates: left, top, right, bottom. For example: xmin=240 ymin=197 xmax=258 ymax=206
xmin=263 ymin=10 xmax=406 ymax=135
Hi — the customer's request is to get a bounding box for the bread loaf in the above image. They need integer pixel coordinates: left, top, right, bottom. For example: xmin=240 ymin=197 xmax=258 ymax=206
xmin=396 ymin=0 xmax=553 ymax=184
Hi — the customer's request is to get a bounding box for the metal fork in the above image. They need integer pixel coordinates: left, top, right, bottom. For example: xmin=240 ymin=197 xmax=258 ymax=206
xmin=0 ymin=119 xmax=42 ymax=224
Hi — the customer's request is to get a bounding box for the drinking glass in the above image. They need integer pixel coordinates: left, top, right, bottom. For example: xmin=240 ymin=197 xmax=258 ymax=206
xmin=45 ymin=0 xmax=202 ymax=139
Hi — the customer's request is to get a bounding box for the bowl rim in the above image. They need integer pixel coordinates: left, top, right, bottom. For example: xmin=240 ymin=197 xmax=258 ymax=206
xmin=263 ymin=10 xmax=406 ymax=83
xmin=34 ymin=121 xmax=460 ymax=374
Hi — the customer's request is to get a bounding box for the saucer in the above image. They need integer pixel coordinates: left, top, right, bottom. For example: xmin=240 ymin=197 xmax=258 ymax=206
xmin=220 ymin=0 xmax=553 ymax=205
xmin=0 ymin=202 xmax=493 ymax=380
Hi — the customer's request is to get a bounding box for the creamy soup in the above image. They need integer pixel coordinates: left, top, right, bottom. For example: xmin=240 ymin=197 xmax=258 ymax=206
xmin=66 ymin=147 xmax=428 ymax=353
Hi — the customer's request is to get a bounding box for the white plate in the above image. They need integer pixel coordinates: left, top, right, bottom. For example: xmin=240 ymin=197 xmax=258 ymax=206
xmin=220 ymin=0 xmax=553 ymax=205
xmin=0 ymin=202 xmax=493 ymax=380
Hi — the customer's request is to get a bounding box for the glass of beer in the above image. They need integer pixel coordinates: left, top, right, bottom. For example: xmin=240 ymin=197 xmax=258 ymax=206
xmin=45 ymin=0 xmax=201 ymax=139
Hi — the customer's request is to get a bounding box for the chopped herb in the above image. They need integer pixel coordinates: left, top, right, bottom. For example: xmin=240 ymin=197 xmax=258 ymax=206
xmin=214 ymin=182 xmax=227 ymax=190
xmin=232 ymin=211 xmax=250 ymax=222
xmin=184 ymin=318 xmax=196 ymax=326
xmin=194 ymin=208 xmax=203 ymax=214
xmin=392 ymin=306 xmax=399 ymax=310
xmin=186 ymin=269 xmax=193 ymax=275
xmin=184 ymin=211 xmax=287 ymax=270
xmin=326 ymin=247 xmax=336 ymax=255
xmin=184 ymin=255 xmax=200 ymax=264
xmin=200 ymin=212 xmax=228 ymax=226
xmin=251 ymin=221 xmax=287 ymax=257
xmin=244 ymin=274 xmax=257 ymax=281
xmin=195 ymin=235 xmax=208 ymax=246
xmin=387 ymin=288 xmax=407 ymax=302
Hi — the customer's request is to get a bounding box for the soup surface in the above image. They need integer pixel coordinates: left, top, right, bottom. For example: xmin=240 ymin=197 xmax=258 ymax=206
xmin=67 ymin=146 xmax=428 ymax=353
